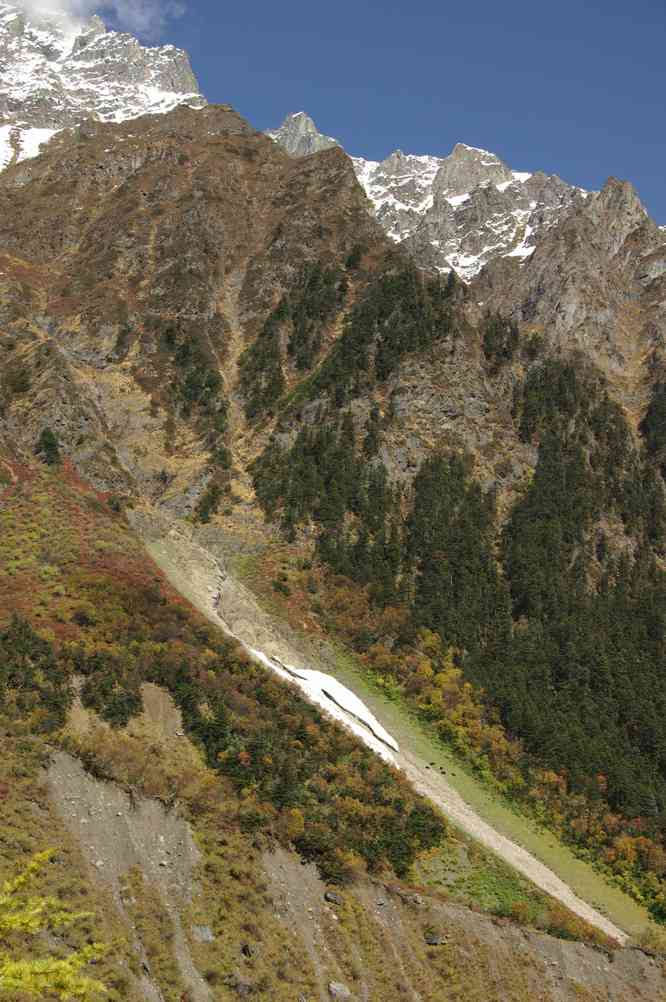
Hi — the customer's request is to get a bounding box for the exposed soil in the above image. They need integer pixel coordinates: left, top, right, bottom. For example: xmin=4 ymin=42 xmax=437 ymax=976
xmin=47 ymin=745 xmax=211 ymax=1001
xmin=263 ymin=844 xmax=665 ymax=1002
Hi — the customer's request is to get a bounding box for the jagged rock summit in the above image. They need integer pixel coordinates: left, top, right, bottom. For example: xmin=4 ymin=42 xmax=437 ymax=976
xmin=267 ymin=110 xmax=339 ymax=156
xmin=0 ymin=0 xmax=205 ymax=169
xmin=269 ymin=111 xmax=589 ymax=280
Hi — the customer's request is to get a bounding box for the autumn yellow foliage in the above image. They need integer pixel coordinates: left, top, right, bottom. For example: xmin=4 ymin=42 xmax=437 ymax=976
xmin=0 ymin=850 xmax=107 ymax=1001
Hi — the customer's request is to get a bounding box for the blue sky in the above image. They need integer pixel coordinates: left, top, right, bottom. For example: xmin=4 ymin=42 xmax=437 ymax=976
xmin=147 ymin=0 xmax=665 ymax=221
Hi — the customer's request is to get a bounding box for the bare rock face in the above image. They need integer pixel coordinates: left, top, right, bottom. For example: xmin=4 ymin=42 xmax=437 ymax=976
xmin=328 ymin=983 xmax=352 ymax=1000
xmin=0 ymin=0 xmax=205 ymax=169
xmin=433 ymin=142 xmax=512 ymax=196
xmin=268 ymin=111 xmax=586 ymax=280
xmin=267 ymin=111 xmax=339 ymax=157
xmin=474 ymin=176 xmax=666 ymax=416
xmin=351 ymin=149 xmax=442 ymax=242
xmin=406 ymin=161 xmax=585 ymax=279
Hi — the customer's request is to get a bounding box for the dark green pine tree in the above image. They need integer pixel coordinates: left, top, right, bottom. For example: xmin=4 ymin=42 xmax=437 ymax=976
xmin=35 ymin=427 xmax=61 ymax=465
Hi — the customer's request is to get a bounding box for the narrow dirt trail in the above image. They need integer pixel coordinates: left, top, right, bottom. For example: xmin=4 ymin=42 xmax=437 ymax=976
xmin=138 ymin=516 xmax=630 ymax=946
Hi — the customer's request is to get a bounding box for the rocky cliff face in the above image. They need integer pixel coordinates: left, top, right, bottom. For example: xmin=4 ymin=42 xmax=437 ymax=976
xmin=405 ymin=151 xmax=586 ymax=280
xmin=0 ymin=1 xmax=204 ymax=169
xmin=0 ymin=9 xmax=662 ymax=515
xmin=265 ymin=113 xmax=666 ymax=437
xmin=2 ymin=96 xmax=664 ymax=520
xmin=474 ymin=176 xmax=666 ymax=419
xmin=269 ymin=112 xmax=587 ymax=280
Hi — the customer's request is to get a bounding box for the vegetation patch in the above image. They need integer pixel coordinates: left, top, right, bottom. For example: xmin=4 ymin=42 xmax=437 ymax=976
xmin=247 ymin=359 xmax=666 ymax=922
xmin=0 ymin=464 xmax=447 ymax=888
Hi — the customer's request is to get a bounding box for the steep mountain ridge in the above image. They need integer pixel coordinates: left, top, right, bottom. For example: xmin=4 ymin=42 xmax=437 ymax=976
xmin=474 ymin=175 xmax=666 ymax=421
xmin=267 ymin=114 xmax=666 ymax=431
xmin=0 ymin=102 xmax=386 ymax=501
xmin=0 ymin=0 xmax=204 ymax=169
xmin=269 ymin=111 xmax=587 ymax=279
xmin=267 ymin=110 xmax=339 ymax=157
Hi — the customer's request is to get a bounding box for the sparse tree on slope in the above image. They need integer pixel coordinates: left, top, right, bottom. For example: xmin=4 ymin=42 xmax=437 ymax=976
xmin=0 ymin=851 xmax=107 ymax=1001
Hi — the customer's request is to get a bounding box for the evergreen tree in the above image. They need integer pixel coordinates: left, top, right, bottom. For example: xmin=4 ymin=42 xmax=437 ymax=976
xmin=35 ymin=427 xmax=60 ymax=466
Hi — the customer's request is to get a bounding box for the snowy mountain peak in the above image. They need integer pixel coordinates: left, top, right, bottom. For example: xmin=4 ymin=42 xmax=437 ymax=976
xmin=0 ymin=0 xmax=205 ymax=171
xmin=268 ymin=111 xmax=587 ymax=280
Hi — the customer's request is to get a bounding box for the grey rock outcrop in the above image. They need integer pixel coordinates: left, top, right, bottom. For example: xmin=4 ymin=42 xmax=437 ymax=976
xmin=267 ymin=111 xmax=339 ymax=157
xmin=352 ymin=149 xmax=443 ymax=242
xmin=406 ymin=161 xmax=585 ymax=279
xmin=268 ymin=112 xmax=664 ymax=419
xmin=475 ymin=176 xmax=666 ymax=414
xmin=328 ymin=982 xmax=352 ymax=1000
xmin=434 ymin=142 xmax=512 ymax=196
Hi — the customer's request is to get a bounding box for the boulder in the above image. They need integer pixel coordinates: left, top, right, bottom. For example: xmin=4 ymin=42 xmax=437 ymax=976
xmin=192 ymin=924 xmax=215 ymax=943
xmin=328 ymin=982 xmax=352 ymax=999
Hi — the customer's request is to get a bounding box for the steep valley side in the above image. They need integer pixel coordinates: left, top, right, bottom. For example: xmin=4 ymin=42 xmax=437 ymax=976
xmin=0 ymin=465 xmax=663 ymax=1002
xmin=135 ymin=508 xmax=648 ymax=945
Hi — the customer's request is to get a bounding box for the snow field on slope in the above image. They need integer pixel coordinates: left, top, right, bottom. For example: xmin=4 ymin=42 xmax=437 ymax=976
xmin=249 ymin=648 xmax=399 ymax=762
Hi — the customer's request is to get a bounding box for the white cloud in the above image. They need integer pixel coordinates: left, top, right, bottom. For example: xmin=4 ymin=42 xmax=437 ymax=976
xmin=13 ymin=0 xmax=186 ymax=39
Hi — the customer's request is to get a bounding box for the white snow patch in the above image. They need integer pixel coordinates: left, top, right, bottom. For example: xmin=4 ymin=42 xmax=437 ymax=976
xmin=512 ymin=171 xmax=532 ymax=184
xmin=0 ymin=125 xmax=58 ymax=169
xmin=458 ymin=142 xmax=494 ymax=157
xmin=250 ymin=649 xmax=399 ymax=763
xmin=446 ymin=192 xmax=470 ymax=207
xmin=444 ymin=251 xmax=483 ymax=281
xmin=19 ymin=127 xmax=57 ymax=160
xmin=506 ymin=244 xmax=535 ymax=260
xmin=506 ymin=224 xmax=535 ymax=260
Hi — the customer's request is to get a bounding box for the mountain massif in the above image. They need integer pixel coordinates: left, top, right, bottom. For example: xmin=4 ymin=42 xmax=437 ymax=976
xmin=269 ymin=111 xmax=589 ymax=279
xmin=1 ymin=5 xmax=666 ymax=1001
xmin=0 ymin=0 xmax=203 ymax=168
